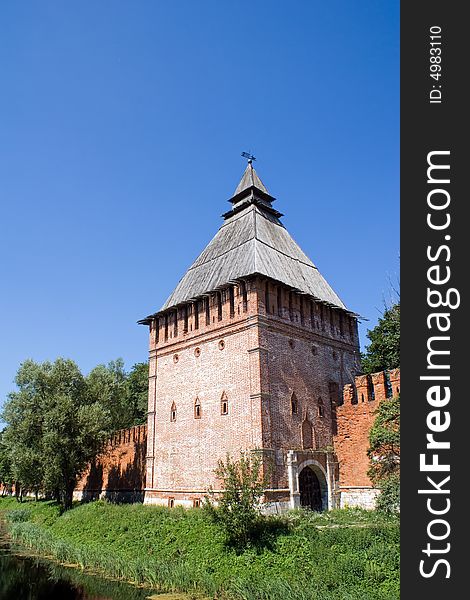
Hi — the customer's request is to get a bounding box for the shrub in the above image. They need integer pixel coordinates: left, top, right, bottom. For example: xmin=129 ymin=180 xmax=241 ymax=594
xmin=205 ymin=452 xmax=267 ymax=550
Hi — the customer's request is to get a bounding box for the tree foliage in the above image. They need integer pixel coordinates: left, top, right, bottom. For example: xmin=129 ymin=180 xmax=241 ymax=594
xmin=367 ymin=394 xmax=400 ymax=515
xmin=361 ymin=303 xmax=400 ymax=374
xmin=2 ymin=359 xmax=110 ymax=508
xmin=205 ymin=452 xmax=267 ymax=549
xmin=0 ymin=431 xmax=13 ymax=492
xmin=0 ymin=358 xmax=149 ymax=509
xmin=126 ymin=362 xmax=149 ymax=424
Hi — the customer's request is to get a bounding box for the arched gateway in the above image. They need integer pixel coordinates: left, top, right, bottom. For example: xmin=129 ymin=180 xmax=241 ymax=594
xmin=299 ymin=467 xmax=322 ymax=511
xmin=299 ymin=465 xmax=327 ymax=511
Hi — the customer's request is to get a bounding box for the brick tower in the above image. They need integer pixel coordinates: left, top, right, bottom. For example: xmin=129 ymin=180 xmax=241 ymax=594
xmin=139 ymin=161 xmax=360 ymax=510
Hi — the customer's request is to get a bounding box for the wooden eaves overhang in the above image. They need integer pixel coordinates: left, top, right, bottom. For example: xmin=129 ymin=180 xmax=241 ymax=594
xmin=138 ymin=162 xmax=360 ymax=326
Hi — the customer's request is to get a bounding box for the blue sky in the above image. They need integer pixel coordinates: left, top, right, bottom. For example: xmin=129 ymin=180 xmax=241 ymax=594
xmin=0 ymin=1 xmax=399 ymax=413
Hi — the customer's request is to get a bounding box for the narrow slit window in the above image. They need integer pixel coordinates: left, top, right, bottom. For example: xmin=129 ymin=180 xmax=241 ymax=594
xmin=173 ymin=310 xmax=178 ymax=337
xmin=318 ymin=397 xmax=324 ymax=417
xmin=194 ymin=397 xmax=201 ymax=419
xmin=205 ymin=296 xmax=210 ymax=325
xmin=194 ymin=302 xmax=199 ymax=330
xmin=217 ymin=292 xmax=222 ymax=321
xmin=241 ymin=281 xmax=248 ymax=312
xmin=229 ymin=286 xmax=235 ymax=317
xmin=221 ymin=392 xmax=228 ymax=415
xmin=183 ymin=305 xmax=188 ymax=333
xmin=154 ymin=318 xmax=160 ymax=344
xmin=291 ymin=393 xmax=298 ymax=415
xmin=170 ymin=402 xmax=177 ymax=422
xmin=168 ymin=497 xmax=175 ymax=508
xmin=164 ymin=315 xmax=169 ymax=341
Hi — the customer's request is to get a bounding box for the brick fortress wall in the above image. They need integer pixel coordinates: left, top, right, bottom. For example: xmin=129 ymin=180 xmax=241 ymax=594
xmin=69 ymin=369 xmax=400 ymax=511
xmin=333 ymin=369 xmax=400 ymax=508
xmin=74 ymin=424 xmax=147 ymax=503
xmin=144 ymin=275 xmax=360 ymax=508
xmin=256 ymin=279 xmax=360 ymax=503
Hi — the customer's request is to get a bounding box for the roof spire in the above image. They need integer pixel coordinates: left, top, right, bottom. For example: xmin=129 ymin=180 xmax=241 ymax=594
xmin=233 ymin=154 xmax=269 ymax=197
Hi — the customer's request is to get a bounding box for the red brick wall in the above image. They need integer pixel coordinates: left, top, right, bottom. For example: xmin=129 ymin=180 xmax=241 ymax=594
xmin=145 ymin=276 xmax=360 ymax=505
xmin=75 ymin=424 xmax=147 ymax=501
xmin=257 ymin=281 xmax=359 ymax=490
xmin=145 ymin=279 xmax=264 ymax=504
xmin=334 ymin=369 xmax=400 ymax=488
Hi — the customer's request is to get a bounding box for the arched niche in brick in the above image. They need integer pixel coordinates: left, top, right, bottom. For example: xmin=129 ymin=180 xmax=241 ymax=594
xmin=301 ymin=418 xmax=314 ymax=449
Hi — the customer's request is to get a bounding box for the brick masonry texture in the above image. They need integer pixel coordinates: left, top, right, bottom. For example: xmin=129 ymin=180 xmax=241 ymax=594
xmin=333 ymin=369 xmax=400 ymax=494
xmin=144 ymin=276 xmax=361 ymax=506
xmin=71 ymin=276 xmax=398 ymax=511
xmin=74 ymin=424 xmax=147 ymax=502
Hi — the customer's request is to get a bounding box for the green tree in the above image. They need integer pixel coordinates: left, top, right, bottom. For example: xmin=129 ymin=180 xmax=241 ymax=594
xmin=126 ymin=362 xmax=148 ymax=424
xmin=1 ymin=360 xmax=49 ymax=499
xmin=367 ymin=394 xmax=400 ymax=515
xmin=205 ymin=452 xmax=267 ymax=549
xmin=1 ymin=358 xmax=111 ymax=509
xmin=86 ymin=359 xmax=132 ymax=431
xmin=0 ymin=430 xmax=13 ymax=494
xmin=361 ymin=302 xmax=400 ymax=374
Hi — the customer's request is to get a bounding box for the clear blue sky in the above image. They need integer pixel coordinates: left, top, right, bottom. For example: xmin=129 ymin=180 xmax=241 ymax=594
xmin=0 ymin=1 xmax=399 ymax=414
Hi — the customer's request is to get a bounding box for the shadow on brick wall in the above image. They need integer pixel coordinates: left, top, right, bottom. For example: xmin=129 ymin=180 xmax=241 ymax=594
xmin=80 ymin=432 xmax=147 ymax=504
xmin=104 ymin=437 xmax=146 ymax=504
xmin=82 ymin=461 xmax=104 ymax=502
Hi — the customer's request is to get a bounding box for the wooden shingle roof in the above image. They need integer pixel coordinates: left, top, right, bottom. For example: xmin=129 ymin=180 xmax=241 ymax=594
xmin=141 ymin=163 xmax=351 ymax=319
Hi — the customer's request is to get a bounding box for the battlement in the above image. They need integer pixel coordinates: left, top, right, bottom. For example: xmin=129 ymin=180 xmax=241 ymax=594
xmin=342 ymin=368 xmax=400 ymax=406
xmin=333 ymin=368 xmax=400 ymax=505
xmin=109 ymin=424 xmax=147 ymax=447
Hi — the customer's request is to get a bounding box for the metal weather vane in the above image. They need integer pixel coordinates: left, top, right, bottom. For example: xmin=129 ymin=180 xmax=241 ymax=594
xmin=241 ymin=151 xmax=256 ymax=164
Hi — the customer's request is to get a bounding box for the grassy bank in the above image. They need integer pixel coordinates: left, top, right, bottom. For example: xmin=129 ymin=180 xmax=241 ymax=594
xmin=0 ymin=497 xmax=399 ymax=600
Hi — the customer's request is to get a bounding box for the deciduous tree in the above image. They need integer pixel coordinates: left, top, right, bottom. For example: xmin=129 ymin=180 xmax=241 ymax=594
xmin=361 ymin=303 xmax=400 ymax=374
xmin=1 ymin=359 xmax=111 ymax=509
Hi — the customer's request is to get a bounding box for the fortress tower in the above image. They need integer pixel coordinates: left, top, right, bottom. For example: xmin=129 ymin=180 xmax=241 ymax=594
xmin=139 ymin=161 xmax=360 ymax=510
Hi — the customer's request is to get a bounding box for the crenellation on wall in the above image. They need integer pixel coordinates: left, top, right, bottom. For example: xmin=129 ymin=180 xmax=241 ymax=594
xmin=333 ymin=369 xmax=400 ymax=503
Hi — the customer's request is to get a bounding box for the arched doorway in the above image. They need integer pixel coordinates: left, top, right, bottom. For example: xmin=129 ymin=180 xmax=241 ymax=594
xmin=299 ymin=466 xmax=323 ymax=511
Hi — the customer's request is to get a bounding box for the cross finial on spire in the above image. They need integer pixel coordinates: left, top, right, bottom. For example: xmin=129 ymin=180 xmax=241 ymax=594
xmin=241 ymin=151 xmax=256 ymax=165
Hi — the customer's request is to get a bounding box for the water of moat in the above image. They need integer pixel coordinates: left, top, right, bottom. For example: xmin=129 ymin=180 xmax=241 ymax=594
xmin=0 ymin=525 xmax=187 ymax=600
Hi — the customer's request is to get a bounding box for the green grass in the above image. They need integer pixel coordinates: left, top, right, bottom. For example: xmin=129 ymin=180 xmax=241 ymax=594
xmin=1 ymin=497 xmax=399 ymax=600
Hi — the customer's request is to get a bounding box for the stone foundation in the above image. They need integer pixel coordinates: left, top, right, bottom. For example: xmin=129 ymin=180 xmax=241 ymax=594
xmin=339 ymin=487 xmax=380 ymax=509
